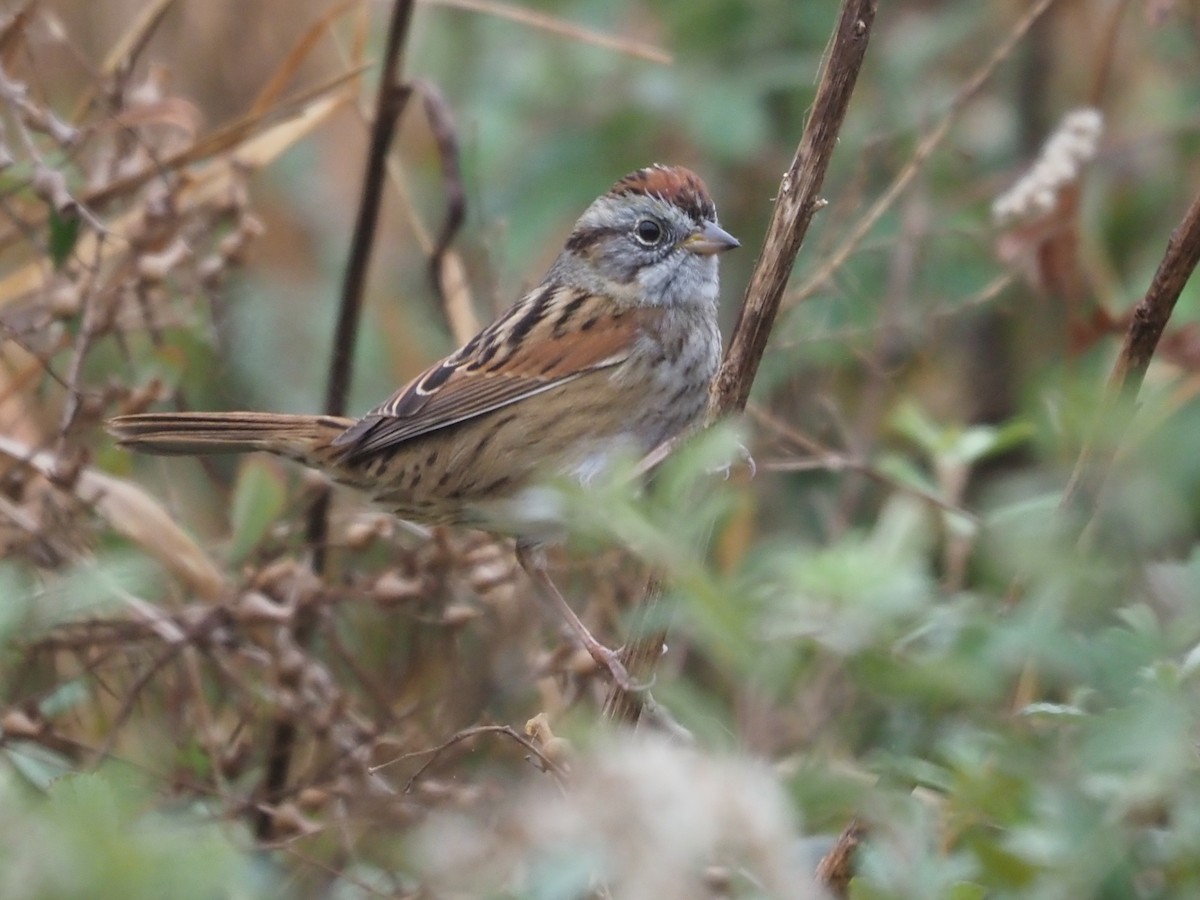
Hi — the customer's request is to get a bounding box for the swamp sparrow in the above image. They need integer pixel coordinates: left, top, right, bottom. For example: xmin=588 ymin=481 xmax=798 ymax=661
xmin=108 ymin=164 xmax=740 ymax=688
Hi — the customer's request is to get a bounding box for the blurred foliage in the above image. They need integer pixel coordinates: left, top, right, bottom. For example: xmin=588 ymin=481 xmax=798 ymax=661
xmin=2 ymin=0 xmax=1200 ymax=896
xmin=0 ymin=766 xmax=262 ymax=898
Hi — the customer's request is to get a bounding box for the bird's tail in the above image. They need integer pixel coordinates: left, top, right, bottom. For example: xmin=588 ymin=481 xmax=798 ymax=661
xmin=106 ymin=412 xmax=356 ymax=465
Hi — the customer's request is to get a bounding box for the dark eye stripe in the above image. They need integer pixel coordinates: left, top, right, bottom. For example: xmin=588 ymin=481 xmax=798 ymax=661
xmin=564 ymin=225 xmax=622 ymax=253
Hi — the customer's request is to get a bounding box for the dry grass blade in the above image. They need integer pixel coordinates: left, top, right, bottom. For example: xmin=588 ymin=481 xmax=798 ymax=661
xmin=438 ymin=250 xmax=480 ymax=343
xmin=82 ymin=472 xmax=226 ymax=601
xmin=98 ymin=0 xmax=178 ymax=75
xmin=85 ymin=69 xmax=363 ymax=209
xmin=70 ymin=0 xmax=180 ymax=120
xmin=422 ymin=0 xmax=673 ymax=65
xmin=0 ymin=2 xmax=36 ymax=68
xmin=0 ymin=89 xmax=350 ymax=308
xmin=249 ymin=0 xmax=360 ymax=116
xmin=0 ymin=65 xmax=360 ymax=261
xmin=0 ymin=435 xmax=226 ymax=600
xmin=412 ymin=80 xmax=471 ymax=338
xmin=232 ymin=91 xmax=350 ymax=170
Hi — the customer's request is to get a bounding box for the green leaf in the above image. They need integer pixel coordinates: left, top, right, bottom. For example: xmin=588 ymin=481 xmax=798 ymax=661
xmin=48 ymin=207 xmax=80 ymax=270
xmin=38 ymin=679 xmax=89 ymax=718
xmin=875 ymin=452 xmax=938 ymax=494
xmin=890 ymin=402 xmax=946 ymax=455
xmin=228 ymin=457 xmax=287 ymax=563
xmin=0 ymin=563 xmax=34 ymax=648
xmin=3 ymin=741 xmax=76 ymax=792
xmin=951 ymin=420 xmax=1033 ymax=465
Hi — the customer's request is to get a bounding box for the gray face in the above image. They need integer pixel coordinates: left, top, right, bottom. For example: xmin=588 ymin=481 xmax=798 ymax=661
xmin=551 ymin=192 xmax=724 ymax=310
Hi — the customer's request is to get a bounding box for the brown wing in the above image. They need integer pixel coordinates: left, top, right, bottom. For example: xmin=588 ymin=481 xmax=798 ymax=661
xmin=333 ymin=284 xmax=651 ymax=462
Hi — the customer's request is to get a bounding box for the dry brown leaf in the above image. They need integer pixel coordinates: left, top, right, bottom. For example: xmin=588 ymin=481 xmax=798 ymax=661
xmin=0 ymin=89 xmax=350 ymax=309
xmin=439 ymin=251 xmax=480 ymax=344
xmin=250 ymin=0 xmax=360 ymax=117
xmin=421 ymin=0 xmax=673 ymax=64
xmin=0 ymin=434 xmax=226 ymax=600
xmin=0 ymin=2 xmax=36 ymax=69
xmin=0 ymin=68 xmax=358 ymax=262
xmin=99 ymin=0 xmax=178 ymax=75
xmin=103 ymin=97 xmax=204 ymax=139
xmin=0 ymin=345 xmax=55 ymax=438
xmin=86 ymin=68 xmax=362 ymax=209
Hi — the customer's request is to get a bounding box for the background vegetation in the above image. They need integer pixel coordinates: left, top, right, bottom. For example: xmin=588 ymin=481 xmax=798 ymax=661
xmin=2 ymin=0 xmax=1200 ymax=896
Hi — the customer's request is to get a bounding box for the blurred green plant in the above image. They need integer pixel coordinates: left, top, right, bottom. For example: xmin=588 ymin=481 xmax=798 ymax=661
xmin=0 ymin=768 xmax=264 ymax=899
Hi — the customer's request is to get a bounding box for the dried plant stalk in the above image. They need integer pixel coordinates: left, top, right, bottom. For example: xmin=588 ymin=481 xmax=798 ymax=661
xmin=602 ymin=0 xmax=878 ymax=727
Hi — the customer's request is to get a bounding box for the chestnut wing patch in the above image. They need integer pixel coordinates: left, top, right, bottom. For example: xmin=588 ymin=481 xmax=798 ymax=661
xmin=333 ymin=291 xmax=651 ymax=462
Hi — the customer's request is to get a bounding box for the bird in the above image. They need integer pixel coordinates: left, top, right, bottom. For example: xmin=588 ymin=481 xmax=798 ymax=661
xmin=107 ymin=164 xmax=739 ymax=689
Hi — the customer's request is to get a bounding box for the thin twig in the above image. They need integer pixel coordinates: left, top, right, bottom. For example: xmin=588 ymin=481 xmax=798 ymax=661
xmin=750 ymin=405 xmax=980 ymax=523
xmin=1060 ymin=187 xmax=1200 ymax=520
xmin=785 ymin=0 xmax=1061 ymax=309
xmin=413 ymin=80 xmax=467 ymax=318
xmin=1007 ymin=184 xmax=1200 ymax=714
xmin=0 ymin=320 xmax=74 ymax=394
xmin=366 ymin=724 xmax=565 ymax=790
xmin=421 ymin=0 xmax=673 ymax=65
xmin=321 ymin=0 xmax=418 ymax=423
xmin=258 ymin=0 xmax=418 ymax=843
xmin=87 ymin=607 xmax=228 ymax=766
xmin=56 ymin=235 xmax=109 ymax=442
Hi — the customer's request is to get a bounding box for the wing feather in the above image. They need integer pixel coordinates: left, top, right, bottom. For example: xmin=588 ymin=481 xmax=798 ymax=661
xmin=333 ymin=286 xmax=651 ymax=461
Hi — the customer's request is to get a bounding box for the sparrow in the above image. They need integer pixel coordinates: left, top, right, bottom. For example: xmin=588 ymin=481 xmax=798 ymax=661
xmin=108 ymin=164 xmax=740 ymax=688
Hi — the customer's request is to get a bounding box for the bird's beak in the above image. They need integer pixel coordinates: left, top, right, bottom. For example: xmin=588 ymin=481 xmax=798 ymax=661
xmin=683 ymin=220 xmax=740 ymax=256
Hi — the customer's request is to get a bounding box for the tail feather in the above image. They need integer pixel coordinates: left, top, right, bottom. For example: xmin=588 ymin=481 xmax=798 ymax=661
xmin=107 ymin=412 xmax=356 ymax=463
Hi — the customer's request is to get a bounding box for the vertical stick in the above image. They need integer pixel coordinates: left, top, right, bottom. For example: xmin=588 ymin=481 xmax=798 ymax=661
xmin=602 ymin=0 xmax=878 ymax=726
xmin=257 ymin=0 xmax=418 ymax=841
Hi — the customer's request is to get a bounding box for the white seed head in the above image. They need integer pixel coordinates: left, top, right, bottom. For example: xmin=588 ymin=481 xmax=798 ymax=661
xmin=992 ymin=107 xmax=1104 ymax=225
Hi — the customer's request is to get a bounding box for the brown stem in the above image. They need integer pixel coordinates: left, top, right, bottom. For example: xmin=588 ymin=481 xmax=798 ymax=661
xmin=382 ymin=724 xmax=566 ymax=792
xmin=257 ymin=0 xmax=418 ymax=842
xmin=601 ymin=0 xmax=877 ymax=726
xmin=787 ymin=0 xmax=1060 ymax=310
xmin=1060 ymin=188 xmax=1200 ymax=518
xmin=816 ymin=819 xmax=865 ymax=898
xmin=413 ymin=80 xmax=467 ymax=315
xmin=710 ymin=0 xmax=877 ymax=418
xmin=322 ymin=1 xmax=418 ymax=422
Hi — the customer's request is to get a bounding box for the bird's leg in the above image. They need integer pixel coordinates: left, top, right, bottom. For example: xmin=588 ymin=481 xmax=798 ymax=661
xmin=515 ymin=541 xmax=634 ymax=691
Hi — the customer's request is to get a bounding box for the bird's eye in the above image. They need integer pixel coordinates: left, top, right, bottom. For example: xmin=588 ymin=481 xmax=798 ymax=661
xmin=634 ymin=219 xmax=664 ymax=246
